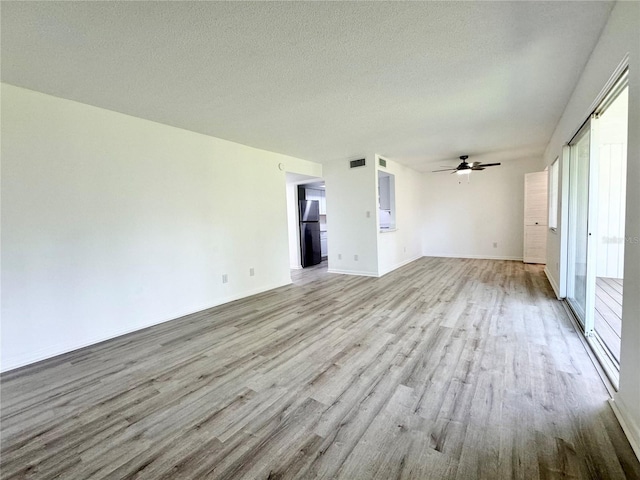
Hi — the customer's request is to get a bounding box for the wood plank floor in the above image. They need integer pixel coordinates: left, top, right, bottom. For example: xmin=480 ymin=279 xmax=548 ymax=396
xmin=2 ymin=258 xmax=639 ymax=479
xmin=594 ymin=277 xmax=623 ymax=362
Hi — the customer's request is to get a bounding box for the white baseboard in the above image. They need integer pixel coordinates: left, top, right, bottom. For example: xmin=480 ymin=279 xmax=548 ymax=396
xmin=423 ymin=254 xmax=523 ymax=261
xmin=327 ymin=268 xmax=379 ymax=277
xmin=378 ymin=255 xmax=423 ymax=277
xmin=609 ymin=395 xmax=640 ymax=462
xmin=0 ymin=279 xmax=292 ymax=373
xmin=544 ymin=267 xmax=562 ymax=299
xmin=289 ymin=265 xmax=303 ymax=270
xmin=329 ymin=255 xmax=423 ymax=278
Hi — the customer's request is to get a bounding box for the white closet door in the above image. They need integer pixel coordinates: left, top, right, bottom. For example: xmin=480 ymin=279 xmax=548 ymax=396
xmin=524 ymin=172 xmax=548 ymax=226
xmin=523 ymin=171 xmax=548 ymax=264
xmin=524 ymin=225 xmax=547 ymax=264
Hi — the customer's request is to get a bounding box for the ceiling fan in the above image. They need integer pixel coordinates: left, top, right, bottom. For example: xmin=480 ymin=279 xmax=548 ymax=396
xmin=432 ymin=155 xmax=501 ymax=174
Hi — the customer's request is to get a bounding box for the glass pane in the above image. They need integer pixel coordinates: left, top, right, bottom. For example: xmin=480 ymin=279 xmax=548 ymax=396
xmin=593 ymin=86 xmax=627 ymax=363
xmin=567 ymin=129 xmax=590 ymax=324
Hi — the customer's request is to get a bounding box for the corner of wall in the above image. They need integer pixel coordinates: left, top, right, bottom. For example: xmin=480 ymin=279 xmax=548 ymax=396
xmin=610 ymin=395 xmax=640 ymax=461
xmin=544 ymin=266 xmax=562 ymax=299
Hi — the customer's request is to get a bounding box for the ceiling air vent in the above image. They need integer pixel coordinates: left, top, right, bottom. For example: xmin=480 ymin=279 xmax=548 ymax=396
xmin=379 ymin=158 xmax=387 ymax=168
xmin=350 ymin=158 xmax=366 ymax=168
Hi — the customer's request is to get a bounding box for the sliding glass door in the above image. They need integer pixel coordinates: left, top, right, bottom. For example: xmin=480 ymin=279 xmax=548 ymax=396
xmin=567 ymin=123 xmax=595 ymax=332
xmin=565 ymin=70 xmax=628 ymax=377
xmin=592 ymin=82 xmax=628 ymax=363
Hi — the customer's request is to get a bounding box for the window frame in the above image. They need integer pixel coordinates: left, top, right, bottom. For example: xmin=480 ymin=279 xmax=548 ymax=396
xmin=549 ymin=157 xmax=559 ymax=231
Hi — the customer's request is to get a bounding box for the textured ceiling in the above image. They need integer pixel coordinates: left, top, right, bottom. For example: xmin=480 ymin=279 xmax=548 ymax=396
xmin=1 ymin=1 xmax=614 ymax=171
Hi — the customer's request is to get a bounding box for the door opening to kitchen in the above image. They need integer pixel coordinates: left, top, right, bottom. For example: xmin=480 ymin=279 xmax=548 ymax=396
xmin=285 ymin=174 xmax=328 ymax=283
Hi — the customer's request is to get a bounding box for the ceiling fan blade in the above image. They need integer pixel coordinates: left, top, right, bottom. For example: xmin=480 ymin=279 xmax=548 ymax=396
xmin=432 ymin=168 xmax=457 ymax=172
xmin=477 ymin=163 xmax=501 ymax=167
xmin=471 ymin=167 xmax=485 ymax=171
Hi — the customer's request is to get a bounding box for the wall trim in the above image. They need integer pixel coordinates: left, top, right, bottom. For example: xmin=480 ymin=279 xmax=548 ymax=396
xmin=378 ymin=254 xmax=423 ymax=277
xmin=327 ymin=268 xmax=379 ymax=278
xmin=609 ymin=395 xmax=640 ymax=462
xmin=544 ymin=266 xmax=562 ymax=299
xmin=0 ymin=279 xmax=292 ymax=373
xmin=423 ymin=254 xmax=524 ymax=262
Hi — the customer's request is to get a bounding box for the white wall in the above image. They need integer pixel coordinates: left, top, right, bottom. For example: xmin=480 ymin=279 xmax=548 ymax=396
xmin=1 ymin=84 xmax=320 ymax=371
xmin=542 ymin=1 xmax=640 ymax=457
xmin=324 ymin=155 xmax=379 ymax=276
xmin=376 ymin=157 xmax=423 ymax=276
xmin=421 ymin=157 xmax=542 ymax=261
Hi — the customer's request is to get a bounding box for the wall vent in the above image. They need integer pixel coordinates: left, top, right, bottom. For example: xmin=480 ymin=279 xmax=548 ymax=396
xmin=350 ymin=158 xmax=366 ymax=168
xmin=379 ymin=158 xmax=387 ymax=168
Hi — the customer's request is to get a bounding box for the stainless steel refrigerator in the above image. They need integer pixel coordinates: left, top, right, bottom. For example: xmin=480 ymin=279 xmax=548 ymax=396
xmin=299 ymin=200 xmax=321 ymax=267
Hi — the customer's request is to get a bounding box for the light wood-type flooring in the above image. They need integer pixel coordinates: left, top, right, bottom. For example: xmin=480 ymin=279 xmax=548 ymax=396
xmin=2 ymin=258 xmax=639 ymax=479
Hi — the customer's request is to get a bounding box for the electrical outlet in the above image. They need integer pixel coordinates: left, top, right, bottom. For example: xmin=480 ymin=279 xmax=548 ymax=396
xmin=249 ymin=268 xmax=255 ymax=277
xmin=493 ymin=242 xmax=498 ymax=248
xmin=338 ymin=253 xmax=342 ymax=260
xmin=366 ymin=211 xmax=371 ymax=218
xmin=222 ymin=274 xmax=228 ymax=284
xmin=404 ymin=247 xmax=407 ymax=253
xmin=354 ymin=254 xmax=359 ymax=261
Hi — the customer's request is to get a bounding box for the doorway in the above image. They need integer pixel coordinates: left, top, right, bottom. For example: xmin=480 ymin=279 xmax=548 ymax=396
xmin=566 ymin=70 xmax=628 ymax=378
xmin=285 ymin=174 xmax=328 ymax=273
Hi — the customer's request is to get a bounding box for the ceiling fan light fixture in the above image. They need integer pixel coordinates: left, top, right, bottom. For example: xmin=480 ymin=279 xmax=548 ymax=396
xmin=433 ymin=155 xmax=500 ymax=175
xmin=432 ymin=155 xmax=501 ymax=174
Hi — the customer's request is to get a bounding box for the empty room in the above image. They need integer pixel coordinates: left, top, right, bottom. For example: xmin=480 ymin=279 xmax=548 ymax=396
xmin=1 ymin=1 xmax=639 ymax=479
